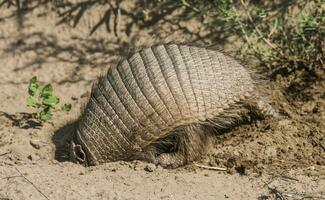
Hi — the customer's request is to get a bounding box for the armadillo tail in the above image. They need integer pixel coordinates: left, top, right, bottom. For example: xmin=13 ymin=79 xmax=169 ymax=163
xmin=256 ymin=98 xmax=280 ymax=118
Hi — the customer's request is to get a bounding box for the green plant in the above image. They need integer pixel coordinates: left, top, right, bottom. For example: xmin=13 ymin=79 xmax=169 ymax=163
xmin=27 ymin=76 xmax=71 ymax=122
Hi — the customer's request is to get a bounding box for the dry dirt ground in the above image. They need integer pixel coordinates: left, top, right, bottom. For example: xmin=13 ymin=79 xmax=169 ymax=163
xmin=0 ymin=2 xmax=324 ymax=200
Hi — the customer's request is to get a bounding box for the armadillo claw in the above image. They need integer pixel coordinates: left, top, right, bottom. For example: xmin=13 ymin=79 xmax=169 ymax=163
xmin=156 ymin=153 xmax=187 ymax=169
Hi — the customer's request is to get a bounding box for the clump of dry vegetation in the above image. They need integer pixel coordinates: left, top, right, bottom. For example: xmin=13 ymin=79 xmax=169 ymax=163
xmin=179 ymin=0 xmax=324 ymax=83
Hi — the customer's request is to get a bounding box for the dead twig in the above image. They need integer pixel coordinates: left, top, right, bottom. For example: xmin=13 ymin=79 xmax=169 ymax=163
xmin=15 ymin=167 xmax=50 ymax=200
xmin=113 ymin=7 xmax=121 ymax=37
xmin=268 ymin=187 xmax=286 ymax=200
xmin=0 ymin=197 xmax=12 ymax=200
xmin=283 ymin=192 xmax=325 ymax=199
xmin=0 ymin=151 xmax=10 ymax=156
xmin=2 ymin=175 xmax=23 ymax=179
xmin=194 ymin=164 xmax=227 ymax=171
xmin=279 ymin=174 xmax=299 ymax=182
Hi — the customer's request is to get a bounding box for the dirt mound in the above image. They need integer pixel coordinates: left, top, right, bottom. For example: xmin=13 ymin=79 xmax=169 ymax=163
xmin=206 ymin=80 xmax=325 ymax=175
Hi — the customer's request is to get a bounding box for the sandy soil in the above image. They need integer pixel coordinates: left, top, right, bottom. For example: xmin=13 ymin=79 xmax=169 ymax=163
xmin=0 ymin=1 xmax=324 ymax=200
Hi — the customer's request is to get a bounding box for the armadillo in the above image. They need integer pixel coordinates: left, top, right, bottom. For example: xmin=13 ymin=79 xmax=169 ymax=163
xmin=70 ymin=43 xmax=277 ymax=168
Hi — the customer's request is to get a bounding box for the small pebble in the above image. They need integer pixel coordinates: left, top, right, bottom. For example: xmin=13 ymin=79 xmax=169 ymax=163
xmin=27 ymin=154 xmax=40 ymax=161
xmin=71 ymin=96 xmax=78 ymax=101
xmin=80 ymin=91 xmax=90 ymax=98
xmin=277 ymin=119 xmax=292 ymax=127
xmin=301 ymin=101 xmax=316 ymax=114
xmin=30 ymin=140 xmax=41 ymax=149
xmin=144 ymin=163 xmax=156 ymax=172
xmin=111 ymin=168 xmax=117 ymax=172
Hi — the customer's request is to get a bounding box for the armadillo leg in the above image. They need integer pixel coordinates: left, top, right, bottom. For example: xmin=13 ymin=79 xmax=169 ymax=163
xmin=154 ymin=124 xmax=214 ymax=168
xmin=132 ymin=145 xmax=158 ymax=164
xmin=135 ymin=141 xmax=186 ymax=168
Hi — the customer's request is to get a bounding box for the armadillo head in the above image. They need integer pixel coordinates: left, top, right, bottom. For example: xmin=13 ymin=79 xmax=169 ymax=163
xmin=69 ymin=125 xmax=98 ymax=166
xmin=70 ymin=140 xmax=88 ymax=166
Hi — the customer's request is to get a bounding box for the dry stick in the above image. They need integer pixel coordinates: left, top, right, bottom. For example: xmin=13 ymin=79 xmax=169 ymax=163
xmin=181 ymin=1 xmax=200 ymax=12
xmin=320 ymin=58 xmax=324 ymax=68
xmin=15 ymin=167 xmax=50 ymax=200
xmin=0 ymin=152 xmax=9 ymax=156
xmin=0 ymin=198 xmax=11 ymax=200
xmin=113 ymin=6 xmax=121 ymax=37
xmin=284 ymin=192 xmax=325 ymax=200
xmin=279 ymin=174 xmax=299 ymax=182
xmin=194 ymin=164 xmax=227 ymax=171
xmin=265 ymin=176 xmax=325 ymax=200
xmin=268 ymin=187 xmax=286 ymax=200
xmin=267 ymin=19 xmax=278 ymax=38
xmin=2 ymin=175 xmax=23 ymax=179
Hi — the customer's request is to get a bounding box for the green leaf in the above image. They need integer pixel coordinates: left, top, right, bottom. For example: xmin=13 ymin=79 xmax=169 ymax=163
xmin=257 ymin=9 xmax=267 ymax=18
xmin=61 ymin=103 xmax=72 ymax=112
xmin=27 ymin=76 xmax=73 ymax=123
xmin=39 ymin=108 xmax=52 ymax=121
xmin=42 ymin=95 xmax=59 ymax=107
xmin=41 ymin=84 xmax=54 ymax=97
xmin=28 ymin=76 xmax=39 ymax=96
xmin=27 ymin=96 xmax=38 ymax=108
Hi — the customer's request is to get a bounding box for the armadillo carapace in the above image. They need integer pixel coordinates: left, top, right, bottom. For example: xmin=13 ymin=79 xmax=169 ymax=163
xmin=70 ymin=43 xmax=277 ymax=168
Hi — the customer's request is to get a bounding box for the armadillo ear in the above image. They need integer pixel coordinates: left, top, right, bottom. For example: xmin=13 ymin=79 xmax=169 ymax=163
xmin=70 ymin=141 xmax=87 ymax=165
xmin=74 ymin=145 xmax=86 ymax=164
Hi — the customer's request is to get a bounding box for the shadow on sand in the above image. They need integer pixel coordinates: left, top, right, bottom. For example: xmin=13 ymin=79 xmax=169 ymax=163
xmin=52 ymin=121 xmax=76 ymax=162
